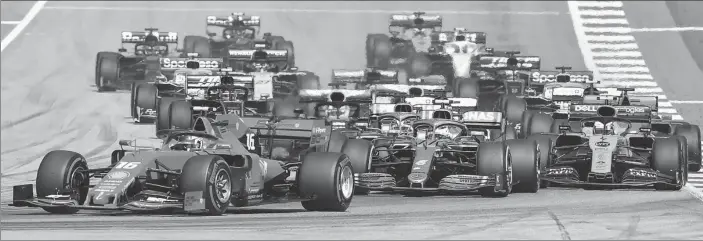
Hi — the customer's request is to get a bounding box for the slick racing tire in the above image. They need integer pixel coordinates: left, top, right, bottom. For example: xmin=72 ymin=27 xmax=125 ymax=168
xmin=299 ymin=152 xmax=355 ymax=212
xmin=169 ymin=100 xmax=194 ymax=130
xmin=36 ymin=150 xmax=90 ymax=214
xmin=180 ymin=155 xmax=232 ymax=215
xmin=156 ymin=97 xmax=178 ymax=137
xmin=525 ymin=134 xmax=555 ymax=188
xmin=135 ymin=83 xmax=158 ymax=122
xmin=409 ymin=53 xmax=432 ymax=78
xmin=366 ymin=34 xmax=392 ymax=69
xmin=489 ymin=124 xmax=516 ymax=141
xmin=675 ymin=135 xmax=689 ymax=185
xmin=456 ymin=77 xmax=479 ymax=98
xmin=341 ymin=139 xmax=374 ymax=195
xmin=505 ymin=140 xmax=540 ymax=193
xmin=183 ymin=36 xmax=211 ymax=58
xmin=476 ymin=141 xmax=512 ymax=197
xmin=521 ymin=111 xmax=554 ymax=138
xmin=271 ymin=36 xmax=295 ymax=69
xmin=296 ymin=73 xmax=321 ymax=117
xmin=502 ymin=96 xmax=527 ymax=124
xmin=130 ymin=84 xmax=138 ymax=119
xmin=95 ymin=52 xmax=121 ymax=92
xmin=673 ymin=124 xmax=702 ymax=172
xmin=327 ymin=130 xmax=348 ymax=154
xmin=652 ymin=137 xmax=686 ymax=191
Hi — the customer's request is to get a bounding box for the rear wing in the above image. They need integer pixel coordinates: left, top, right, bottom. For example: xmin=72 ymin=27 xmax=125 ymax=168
xmin=436 ymin=30 xmax=486 ymax=44
xmin=330 ymin=69 xmax=398 ymax=86
xmin=121 ymin=30 xmax=178 ymax=44
xmin=462 ymin=111 xmax=503 ymax=125
xmin=530 ymin=71 xmax=595 ymax=84
xmin=389 ymin=14 xmax=442 ymax=28
xmin=582 ymin=95 xmax=658 ymax=112
xmin=408 ymin=75 xmax=446 ymax=85
xmin=206 ymin=15 xmax=260 ymax=27
xmin=569 ymin=104 xmax=652 ymax=119
xmin=477 ymin=56 xmax=541 ymax=70
xmin=228 ymin=49 xmax=288 ymax=62
xmin=159 ymin=57 xmax=224 ymax=70
xmin=298 ymin=89 xmax=373 ymax=103
xmin=370 ymin=84 xmax=448 ymax=97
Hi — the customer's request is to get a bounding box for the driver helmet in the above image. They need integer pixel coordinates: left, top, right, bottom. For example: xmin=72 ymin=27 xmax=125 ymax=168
xmin=593 ymin=121 xmax=606 ymax=134
xmin=144 ymin=35 xmax=159 ymax=46
xmin=224 ymin=28 xmax=250 ymax=39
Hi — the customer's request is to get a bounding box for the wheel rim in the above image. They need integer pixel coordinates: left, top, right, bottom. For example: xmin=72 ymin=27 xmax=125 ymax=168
xmin=339 ymin=165 xmax=354 ymax=199
xmin=506 ymin=153 xmax=513 ymax=192
xmin=69 ymin=166 xmax=87 ymax=200
xmin=214 ymin=169 xmax=231 ymax=203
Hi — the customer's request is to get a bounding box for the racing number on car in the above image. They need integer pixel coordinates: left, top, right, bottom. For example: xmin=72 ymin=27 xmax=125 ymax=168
xmin=114 ymin=161 xmax=139 ymax=169
xmin=246 ymin=133 xmax=256 ymax=150
xmin=190 ymin=76 xmax=220 ymax=87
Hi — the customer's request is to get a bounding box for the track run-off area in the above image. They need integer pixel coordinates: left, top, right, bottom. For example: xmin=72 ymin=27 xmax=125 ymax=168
xmin=2 ymin=1 xmax=703 ymax=240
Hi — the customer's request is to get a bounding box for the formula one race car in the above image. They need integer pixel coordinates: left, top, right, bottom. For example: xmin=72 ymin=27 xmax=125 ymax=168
xmin=297 ymin=89 xmax=373 ymax=129
xmin=226 ymin=49 xmax=318 ymax=89
xmin=538 ymin=105 xmax=688 ymax=190
xmin=356 ymin=116 xmax=540 ymax=196
xmin=182 ymin=13 xmax=295 ymax=69
xmin=131 ymin=55 xmax=224 ymax=124
xmin=10 ymin=114 xmax=361 ymax=215
xmin=366 ymin=13 xmax=490 ymax=87
xmin=574 ymin=89 xmax=702 ymax=172
xmin=96 ymin=28 xmax=183 ymax=92
xmin=329 ymin=68 xmax=400 ymax=89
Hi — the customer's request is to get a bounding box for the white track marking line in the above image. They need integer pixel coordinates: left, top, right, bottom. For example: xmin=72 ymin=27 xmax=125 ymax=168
xmin=631 ymin=27 xmax=703 ymax=32
xmin=1 ymin=21 xmax=21 ymax=25
xmin=0 ymin=1 xmax=47 ymax=52
xmin=569 ymin=1 xmax=703 ymax=199
xmin=668 ymin=100 xmax=703 ymax=104
xmin=41 ymin=6 xmax=566 ymax=15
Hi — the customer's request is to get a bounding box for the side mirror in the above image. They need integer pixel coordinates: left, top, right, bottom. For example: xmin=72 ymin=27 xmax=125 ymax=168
xmin=118 ymin=140 xmax=132 ymax=146
xmin=294 ymin=108 xmax=304 ymax=115
xmin=639 ymin=127 xmax=651 ymax=133
xmin=559 ymin=125 xmax=571 ymax=132
xmin=289 ymin=67 xmax=298 ymax=71
xmin=213 ymin=120 xmax=229 ymax=127
xmin=118 ymin=48 xmax=127 ymax=52
xmin=207 ymin=32 xmax=217 ymax=37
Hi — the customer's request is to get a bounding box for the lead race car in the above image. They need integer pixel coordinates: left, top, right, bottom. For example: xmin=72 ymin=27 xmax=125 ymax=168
xmin=182 ymin=12 xmax=295 ymax=69
xmin=539 ymin=105 xmax=688 ymax=190
xmin=356 ymin=115 xmax=541 ymax=196
xmin=10 ymin=113 xmax=361 ymax=215
xmin=96 ymin=28 xmax=183 ymax=92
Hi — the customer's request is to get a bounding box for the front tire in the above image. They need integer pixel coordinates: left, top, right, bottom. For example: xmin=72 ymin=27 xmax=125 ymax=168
xmin=506 ymin=139 xmax=540 ymax=193
xmin=299 ymin=152 xmax=355 ymax=211
xmin=180 ymin=155 xmax=232 ymax=215
xmin=341 ymin=139 xmax=374 ymax=195
xmin=36 ymin=150 xmax=90 ymax=214
xmin=476 ymin=141 xmax=512 ymax=197
xmin=652 ymin=137 xmax=685 ymax=190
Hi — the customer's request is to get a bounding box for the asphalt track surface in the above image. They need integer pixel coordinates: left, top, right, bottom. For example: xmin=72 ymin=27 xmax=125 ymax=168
xmin=1 ymin=1 xmax=703 ymax=240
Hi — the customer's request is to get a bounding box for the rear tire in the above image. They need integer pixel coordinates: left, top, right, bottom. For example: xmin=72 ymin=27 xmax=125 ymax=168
xmin=327 ymin=130 xmax=348 ymax=153
xmin=274 ymin=39 xmax=295 ymax=69
xmin=95 ymin=52 xmax=121 ymax=92
xmin=299 ymin=152 xmax=355 ymax=211
xmin=180 ymin=155 xmax=232 ymax=215
xmin=502 ymin=96 xmax=526 ymax=124
xmin=169 ymin=100 xmax=194 ymax=130
xmin=183 ymin=36 xmax=211 ymax=58
xmin=673 ymin=124 xmax=702 ymax=172
xmin=366 ymin=34 xmax=391 ymax=69
xmin=476 ymin=141 xmax=511 ymax=197
xmin=156 ymin=97 xmax=178 ymax=137
xmin=36 ymin=150 xmax=90 ymax=214
xmin=456 ymin=78 xmax=479 ymax=98
xmin=652 ymin=137 xmax=685 ymax=190
xmin=527 ymin=113 xmax=555 ymax=136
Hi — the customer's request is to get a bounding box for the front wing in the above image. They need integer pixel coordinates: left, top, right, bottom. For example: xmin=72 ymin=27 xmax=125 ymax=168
xmin=540 ymin=167 xmax=680 ymax=188
xmin=356 ymin=173 xmax=502 ymax=194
